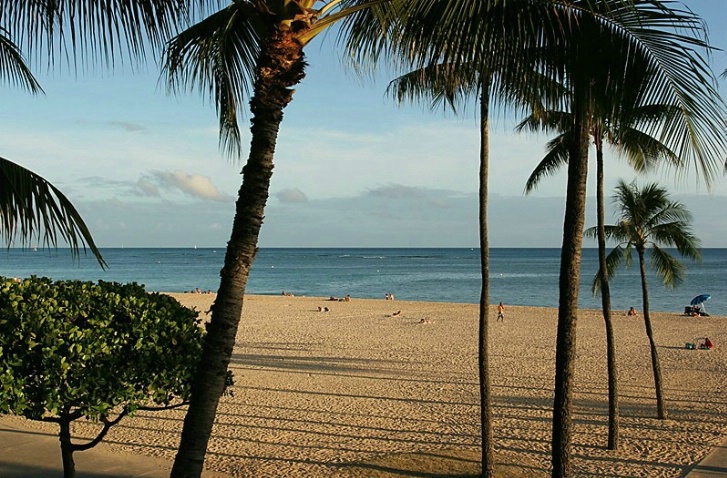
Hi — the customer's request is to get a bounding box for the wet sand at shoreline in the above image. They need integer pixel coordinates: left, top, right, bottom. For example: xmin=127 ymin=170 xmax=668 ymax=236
xmin=3 ymin=293 xmax=725 ymax=477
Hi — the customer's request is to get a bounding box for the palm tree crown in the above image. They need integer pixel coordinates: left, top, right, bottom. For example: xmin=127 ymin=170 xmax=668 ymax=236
xmin=587 ymin=179 xmax=701 ymax=289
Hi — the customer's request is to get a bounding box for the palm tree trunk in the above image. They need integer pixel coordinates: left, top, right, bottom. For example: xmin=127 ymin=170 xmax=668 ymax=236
xmin=595 ymin=141 xmax=619 ymax=450
xmin=637 ymin=247 xmax=668 ymax=420
xmin=551 ymin=105 xmax=590 ymax=478
xmin=478 ymin=77 xmax=494 ymax=478
xmin=171 ymin=31 xmax=306 ymax=477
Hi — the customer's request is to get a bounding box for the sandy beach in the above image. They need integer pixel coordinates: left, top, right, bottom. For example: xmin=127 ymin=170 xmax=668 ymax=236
xmin=2 ymin=293 xmax=726 ymax=477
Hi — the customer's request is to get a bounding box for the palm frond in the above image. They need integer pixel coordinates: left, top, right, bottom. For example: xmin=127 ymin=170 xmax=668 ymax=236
xmin=386 ymin=63 xmax=479 ymax=113
xmin=163 ymin=3 xmax=264 ymax=158
xmin=523 ymin=133 xmax=570 ymax=194
xmin=0 ymin=28 xmax=43 ymax=93
xmin=0 ymin=156 xmax=105 ymax=267
xmin=649 ymin=244 xmax=685 ymax=288
xmin=0 ymin=1 xmax=205 ymax=68
xmin=592 ymin=244 xmax=625 ymax=295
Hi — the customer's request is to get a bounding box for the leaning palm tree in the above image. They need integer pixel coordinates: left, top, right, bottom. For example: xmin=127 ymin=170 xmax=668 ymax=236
xmin=0 ymin=26 xmax=104 ymax=264
xmin=586 ymin=179 xmax=701 ymax=419
xmin=161 ymin=1 xmax=408 ymax=474
xmin=517 ymin=103 xmax=681 ymax=450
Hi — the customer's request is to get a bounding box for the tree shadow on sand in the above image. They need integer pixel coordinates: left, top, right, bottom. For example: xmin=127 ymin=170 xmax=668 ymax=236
xmin=331 ymin=449 xmax=548 ymax=478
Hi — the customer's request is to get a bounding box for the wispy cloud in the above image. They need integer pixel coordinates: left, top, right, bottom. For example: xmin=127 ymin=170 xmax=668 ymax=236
xmin=105 ymin=121 xmax=147 ymax=133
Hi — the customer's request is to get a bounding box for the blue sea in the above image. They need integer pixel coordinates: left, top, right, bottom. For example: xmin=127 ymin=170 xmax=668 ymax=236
xmin=0 ymin=248 xmax=725 ymax=316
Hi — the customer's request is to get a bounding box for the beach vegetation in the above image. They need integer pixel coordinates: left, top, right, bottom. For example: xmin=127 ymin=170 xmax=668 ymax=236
xmin=0 ymin=276 xmax=206 ymax=478
xmin=377 ymin=2 xmax=725 ymax=476
xmin=0 ymin=29 xmax=104 ymax=265
xmin=586 ymin=179 xmax=701 ymax=420
xmin=387 ymin=63 xmax=499 ymax=475
xmin=159 ymin=1 xmax=409 ymax=473
xmin=382 ymin=12 xmax=566 ymax=470
xmin=518 ymin=102 xmax=681 ymax=450
xmin=521 ymin=3 xmax=725 ymax=475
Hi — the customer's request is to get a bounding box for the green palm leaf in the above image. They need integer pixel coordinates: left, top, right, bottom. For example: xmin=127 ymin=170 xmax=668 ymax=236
xmin=163 ymin=3 xmax=263 ymax=157
xmin=0 ymin=28 xmax=42 ymax=93
xmin=0 ymin=156 xmax=105 ymax=267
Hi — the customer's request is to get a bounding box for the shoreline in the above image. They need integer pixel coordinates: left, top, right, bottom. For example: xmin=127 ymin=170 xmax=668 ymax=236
xmin=2 ymin=294 xmax=725 ymax=477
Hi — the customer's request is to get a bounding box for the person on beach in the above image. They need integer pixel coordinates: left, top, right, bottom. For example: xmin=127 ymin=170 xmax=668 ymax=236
xmin=702 ymin=337 xmax=714 ymax=349
xmin=627 ymin=307 xmax=638 ymax=316
xmin=497 ymin=302 xmax=505 ymax=321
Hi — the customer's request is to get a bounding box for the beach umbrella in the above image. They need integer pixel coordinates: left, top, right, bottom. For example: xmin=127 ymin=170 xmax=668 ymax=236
xmin=690 ymin=294 xmax=711 ymax=306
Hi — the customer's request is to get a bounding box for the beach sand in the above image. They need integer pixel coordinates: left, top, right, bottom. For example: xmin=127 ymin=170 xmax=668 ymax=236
xmin=2 ymin=293 xmax=726 ymax=477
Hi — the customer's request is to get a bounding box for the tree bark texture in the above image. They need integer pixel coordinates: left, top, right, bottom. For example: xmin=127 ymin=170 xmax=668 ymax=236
xmin=478 ymin=80 xmax=495 ymax=478
xmin=551 ymin=105 xmax=590 ymax=478
xmin=59 ymin=418 xmax=76 ymax=478
xmin=171 ymin=29 xmax=307 ymax=477
xmin=638 ymin=247 xmax=668 ymax=420
xmin=596 ymin=143 xmax=619 ymax=450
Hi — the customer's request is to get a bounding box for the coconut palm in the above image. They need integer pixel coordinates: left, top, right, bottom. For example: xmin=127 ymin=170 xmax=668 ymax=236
xmin=516 ymin=103 xmax=681 ymax=449
xmin=160 ymin=1 xmax=407 ymax=474
xmin=387 ymin=63 xmax=498 ymax=476
xmin=526 ymin=4 xmax=725 ymax=475
xmin=586 ymin=179 xmax=701 ymax=419
xmin=0 ymin=27 xmax=104 ymax=264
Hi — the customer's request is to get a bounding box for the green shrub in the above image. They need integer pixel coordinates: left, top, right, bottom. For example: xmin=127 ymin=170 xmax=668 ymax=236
xmin=0 ymin=276 xmax=206 ymax=477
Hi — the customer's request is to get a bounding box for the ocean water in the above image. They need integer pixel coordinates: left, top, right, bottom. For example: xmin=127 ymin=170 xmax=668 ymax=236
xmin=0 ymin=247 xmax=725 ymax=316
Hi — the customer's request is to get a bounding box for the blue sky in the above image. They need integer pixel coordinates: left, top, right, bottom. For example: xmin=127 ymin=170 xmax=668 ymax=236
xmin=1 ymin=0 xmax=726 ymax=249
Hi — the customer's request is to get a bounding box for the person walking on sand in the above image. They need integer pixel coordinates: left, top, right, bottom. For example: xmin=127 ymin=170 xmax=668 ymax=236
xmin=497 ymin=302 xmax=505 ymax=321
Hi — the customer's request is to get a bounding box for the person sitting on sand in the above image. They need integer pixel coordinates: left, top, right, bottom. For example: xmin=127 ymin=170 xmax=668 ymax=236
xmin=627 ymin=307 xmax=638 ymax=316
xmin=344 ymin=294 xmax=351 ymax=302
xmin=702 ymin=337 xmax=714 ymax=349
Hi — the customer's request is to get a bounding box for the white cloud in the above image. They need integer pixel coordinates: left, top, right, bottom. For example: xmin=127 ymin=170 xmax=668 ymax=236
xmin=148 ymin=170 xmax=231 ymax=201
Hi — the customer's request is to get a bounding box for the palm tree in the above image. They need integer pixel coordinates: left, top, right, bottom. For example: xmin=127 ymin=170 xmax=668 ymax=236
xmin=161 ymin=1 xmax=407 ymax=474
xmin=387 ymin=63 xmax=499 ymax=476
xmin=527 ymin=3 xmax=725 ymax=475
xmin=358 ymin=3 xmax=724 ymax=476
xmin=586 ymin=179 xmax=701 ymax=419
xmin=0 ymin=27 xmax=104 ymax=264
xmin=516 ymin=103 xmax=681 ymax=450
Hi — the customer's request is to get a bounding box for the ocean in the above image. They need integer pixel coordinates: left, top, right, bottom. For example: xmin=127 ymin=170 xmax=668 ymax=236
xmin=1 ymin=247 xmax=725 ymax=316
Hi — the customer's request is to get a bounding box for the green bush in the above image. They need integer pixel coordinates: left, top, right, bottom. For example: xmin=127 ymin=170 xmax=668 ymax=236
xmin=0 ymin=276 xmax=206 ymax=477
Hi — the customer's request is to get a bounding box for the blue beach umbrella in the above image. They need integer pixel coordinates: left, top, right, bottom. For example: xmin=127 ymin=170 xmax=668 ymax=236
xmin=690 ymin=294 xmax=711 ymax=307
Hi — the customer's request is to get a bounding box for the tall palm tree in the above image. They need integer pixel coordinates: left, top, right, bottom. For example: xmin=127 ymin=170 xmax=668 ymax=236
xmin=0 ymin=26 xmax=104 ymax=264
xmin=387 ymin=63 xmax=498 ymax=477
xmin=161 ymin=1 xmax=404 ymax=474
xmin=516 ymin=104 xmax=680 ymax=450
xmin=586 ymin=179 xmax=701 ymax=419
xmin=526 ymin=3 xmax=725 ymax=475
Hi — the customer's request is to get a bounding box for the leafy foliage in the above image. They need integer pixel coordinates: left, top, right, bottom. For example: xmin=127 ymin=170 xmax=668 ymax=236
xmin=0 ymin=277 xmax=205 ymax=421
xmin=586 ymin=179 xmax=701 ymax=291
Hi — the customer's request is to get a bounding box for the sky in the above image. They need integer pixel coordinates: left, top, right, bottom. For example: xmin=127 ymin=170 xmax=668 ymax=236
xmin=1 ymin=0 xmax=726 ymax=249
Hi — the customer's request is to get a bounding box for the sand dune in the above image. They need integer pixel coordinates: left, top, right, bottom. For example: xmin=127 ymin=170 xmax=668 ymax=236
xmin=3 ymin=293 xmax=725 ymax=477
